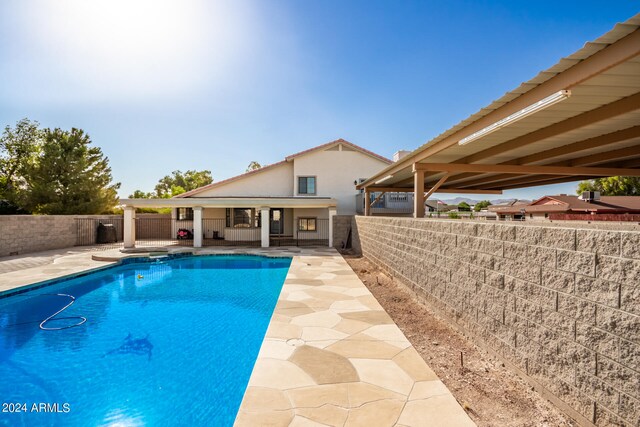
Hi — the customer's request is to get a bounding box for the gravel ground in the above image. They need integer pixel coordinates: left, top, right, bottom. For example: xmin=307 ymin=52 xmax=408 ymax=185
xmin=344 ymin=254 xmax=577 ymax=427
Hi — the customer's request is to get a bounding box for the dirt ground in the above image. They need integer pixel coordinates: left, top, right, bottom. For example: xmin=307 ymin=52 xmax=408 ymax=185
xmin=343 ymin=254 xmax=577 ymax=427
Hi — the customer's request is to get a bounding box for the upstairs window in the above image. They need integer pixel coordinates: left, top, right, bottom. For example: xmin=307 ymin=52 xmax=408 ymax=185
xmin=298 ymin=176 xmax=316 ymax=195
xmin=177 ymin=207 xmax=193 ymax=221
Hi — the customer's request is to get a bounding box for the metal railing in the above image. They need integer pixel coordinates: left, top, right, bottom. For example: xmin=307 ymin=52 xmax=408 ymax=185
xmin=356 ymin=193 xmax=414 ymax=215
xmin=75 ymin=215 xmax=330 ymax=250
xmin=135 ymin=217 xmax=191 ymax=247
xmin=296 ymin=218 xmax=329 ymax=246
xmin=75 ymin=218 xmax=124 ymax=249
xmin=202 ymin=219 xmax=261 ymax=247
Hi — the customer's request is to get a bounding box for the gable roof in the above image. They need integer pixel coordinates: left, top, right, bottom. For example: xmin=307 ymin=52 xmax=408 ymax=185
xmin=176 ymin=139 xmax=391 ymax=198
xmin=285 ymin=139 xmax=392 ymax=164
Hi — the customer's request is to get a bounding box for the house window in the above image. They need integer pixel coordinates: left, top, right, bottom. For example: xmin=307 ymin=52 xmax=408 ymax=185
xmin=225 ymin=208 xmax=231 ymax=227
xmin=177 ymin=208 xmax=193 ymax=221
xmin=233 ymin=208 xmax=253 ymax=228
xmin=298 ymin=218 xmax=317 ymax=231
xmin=298 ymin=176 xmax=316 ymax=195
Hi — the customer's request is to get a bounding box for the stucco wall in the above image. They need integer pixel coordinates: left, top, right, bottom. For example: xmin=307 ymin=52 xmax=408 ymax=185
xmin=355 ymin=216 xmax=639 ymax=427
xmin=0 ymin=215 xmax=123 ymax=257
xmin=195 ymin=162 xmax=294 ymax=197
xmin=293 ymin=148 xmax=389 ymax=215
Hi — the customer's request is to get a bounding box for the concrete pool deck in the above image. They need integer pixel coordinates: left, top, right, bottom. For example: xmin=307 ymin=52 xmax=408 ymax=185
xmin=0 ymin=247 xmax=475 ymax=427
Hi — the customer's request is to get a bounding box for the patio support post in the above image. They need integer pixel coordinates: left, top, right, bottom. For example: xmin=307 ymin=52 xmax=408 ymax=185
xmin=193 ymin=206 xmax=203 ymax=248
xmin=364 ymin=189 xmax=371 ymax=216
xmin=124 ymin=206 xmax=136 ymax=248
xmin=171 ymin=208 xmax=177 ymax=240
xmin=261 ymin=207 xmax=270 ymax=248
xmin=328 ymin=207 xmax=337 ymax=247
xmin=413 ymin=165 xmax=425 ymax=218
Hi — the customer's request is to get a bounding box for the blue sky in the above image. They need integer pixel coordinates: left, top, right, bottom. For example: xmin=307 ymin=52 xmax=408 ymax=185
xmin=0 ymin=1 xmax=637 ymax=201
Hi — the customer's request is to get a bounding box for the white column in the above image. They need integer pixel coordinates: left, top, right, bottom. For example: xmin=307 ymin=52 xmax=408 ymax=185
xmin=261 ymin=207 xmax=270 ymax=248
xmin=193 ymin=206 xmax=203 ymax=248
xmin=171 ymin=208 xmax=177 ymax=240
xmin=124 ymin=206 xmax=136 ymax=248
xmin=328 ymin=207 xmax=337 ymax=247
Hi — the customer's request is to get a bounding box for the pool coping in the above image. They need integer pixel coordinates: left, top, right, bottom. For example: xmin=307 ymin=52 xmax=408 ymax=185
xmin=0 ymin=246 xmax=475 ymax=426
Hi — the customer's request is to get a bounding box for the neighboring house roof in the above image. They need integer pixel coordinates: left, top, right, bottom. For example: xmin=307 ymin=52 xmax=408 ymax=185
xmin=489 ymin=200 xmax=530 ymax=212
xmin=493 ymin=195 xmax=640 ymax=214
xmin=175 ymin=139 xmax=391 ymax=198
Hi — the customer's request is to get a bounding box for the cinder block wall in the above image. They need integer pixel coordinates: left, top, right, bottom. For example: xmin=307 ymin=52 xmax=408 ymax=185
xmin=0 ymin=215 xmax=123 ymax=257
xmin=355 ymin=216 xmax=639 ymax=427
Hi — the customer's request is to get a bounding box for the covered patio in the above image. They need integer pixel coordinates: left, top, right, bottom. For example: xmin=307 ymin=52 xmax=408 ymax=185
xmin=119 ymin=197 xmax=338 ymax=249
xmin=357 ymin=22 xmax=640 ymax=214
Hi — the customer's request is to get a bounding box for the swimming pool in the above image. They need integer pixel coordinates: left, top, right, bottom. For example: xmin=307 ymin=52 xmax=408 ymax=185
xmin=0 ymin=255 xmax=291 ymax=426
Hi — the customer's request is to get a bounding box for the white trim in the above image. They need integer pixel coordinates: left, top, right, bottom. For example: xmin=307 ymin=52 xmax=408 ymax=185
xmin=120 ymin=197 xmax=337 ymax=209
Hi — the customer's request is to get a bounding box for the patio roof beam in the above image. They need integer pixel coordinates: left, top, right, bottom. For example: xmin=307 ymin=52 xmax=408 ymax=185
xmin=369 ymin=192 xmax=387 ymax=207
xmin=424 ymin=173 xmax=450 ymax=201
xmin=492 ymin=175 xmax=594 ymax=191
xmin=451 ymin=144 xmax=640 ymax=189
xmin=364 ymin=186 xmax=503 ymax=194
xmin=441 ymin=125 xmax=640 ymax=187
xmin=413 ymin=162 xmax=640 ymax=177
xmin=452 ymin=92 xmax=640 ymax=166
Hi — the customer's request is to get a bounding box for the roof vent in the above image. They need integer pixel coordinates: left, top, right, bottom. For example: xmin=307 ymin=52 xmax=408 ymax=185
xmin=581 ymin=191 xmax=601 ymax=202
xmin=393 ymin=150 xmax=411 ymax=162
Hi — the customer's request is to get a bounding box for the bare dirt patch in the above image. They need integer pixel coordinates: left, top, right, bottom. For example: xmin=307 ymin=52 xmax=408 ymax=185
xmin=344 ymin=254 xmax=576 ymax=427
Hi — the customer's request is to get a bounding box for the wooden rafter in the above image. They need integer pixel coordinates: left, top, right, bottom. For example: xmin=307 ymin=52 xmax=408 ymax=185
xmin=364 ymin=186 xmax=503 ymax=194
xmin=453 ymin=144 xmax=640 ymax=189
xmin=441 ymin=125 xmax=640 ymax=187
xmin=454 ymin=93 xmax=640 ymax=165
xmin=476 ymin=155 xmax=640 ymax=191
xmin=492 ymin=176 xmax=594 ymax=191
xmin=369 ymin=192 xmax=386 ymax=207
xmin=413 ymin=162 xmax=640 ymax=176
xmin=424 ymin=173 xmax=450 ymax=200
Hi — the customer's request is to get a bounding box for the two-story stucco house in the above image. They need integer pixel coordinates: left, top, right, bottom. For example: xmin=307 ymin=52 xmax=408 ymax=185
xmin=120 ymin=139 xmax=391 ymax=248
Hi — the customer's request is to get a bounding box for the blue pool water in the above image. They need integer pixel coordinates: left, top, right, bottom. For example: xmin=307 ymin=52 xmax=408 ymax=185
xmin=0 ymin=255 xmax=291 ymax=427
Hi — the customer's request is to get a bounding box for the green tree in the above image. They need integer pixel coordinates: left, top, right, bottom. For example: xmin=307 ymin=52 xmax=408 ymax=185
xmin=25 ymin=128 xmax=120 ymax=214
xmin=457 ymin=201 xmax=471 ymax=211
xmin=577 ymin=177 xmax=640 ymax=196
xmin=474 ymin=200 xmax=492 ymax=212
xmin=0 ymin=118 xmax=43 ymax=211
xmin=246 ymin=161 xmax=262 ymax=172
xmin=154 ymin=170 xmax=212 ymax=198
xmin=129 ymin=189 xmax=154 ymax=198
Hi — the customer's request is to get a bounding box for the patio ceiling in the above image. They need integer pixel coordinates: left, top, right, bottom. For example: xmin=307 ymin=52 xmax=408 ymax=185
xmin=357 ymin=14 xmax=640 ymax=196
